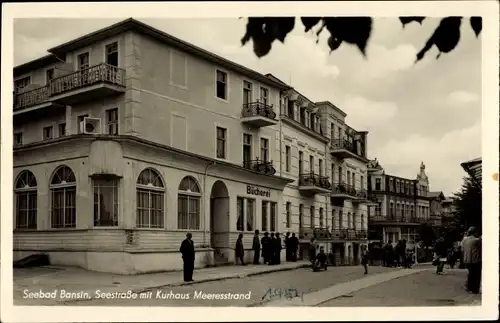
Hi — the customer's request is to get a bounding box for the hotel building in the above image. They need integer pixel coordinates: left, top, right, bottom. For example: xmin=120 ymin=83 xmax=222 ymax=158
xmin=366 ymin=159 xmax=432 ymax=247
xmin=12 ymin=18 xmax=370 ymax=273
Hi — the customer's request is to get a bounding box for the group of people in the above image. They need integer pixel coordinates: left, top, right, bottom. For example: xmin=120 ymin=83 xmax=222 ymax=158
xmin=377 ymin=239 xmax=414 ymax=268
xmin=238 ymin=230 xmax=300 ymax=266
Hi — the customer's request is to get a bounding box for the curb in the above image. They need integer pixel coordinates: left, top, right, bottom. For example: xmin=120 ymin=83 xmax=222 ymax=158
xmin=59 ymin=263 xmax=309 ymax=304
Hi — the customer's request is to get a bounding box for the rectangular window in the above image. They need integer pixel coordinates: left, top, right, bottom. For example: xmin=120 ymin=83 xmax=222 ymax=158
xmin=330 ymin=122 xmax=334 ymax=139
xmin=15 ymin=191 xmax=37 ymax=229
xmin=57 ymin=123 xmax=66 ymax=137
xmin=216 ymin=70 xmax=227 ymax=100
xmin=106 ymin=42 xmax=119 ymax=67
xmin=93 ymin=179 xmax=119 ymax=226
xmin=260 ymin=138 xmax=269 ymax=162
xmin=299 ymin=151 xmax=303 ymax=175
xmin=46 ymin=68 xmax=55 ymax=83
xmin=375 ymin=203 xmax=381 ymax=216
xmin=260 ymin=87 xmax=269 ymax=105
xmin=261 ymin=201 xmax=268 ymax=231
xmin=14 ymin=76 xmax=31 ymax=92
xmin=178 ymin=193 xmax=200 ymax=230
xmin=347 ymin=171 xmax=351 ymax=185
xmin=319 ymin=207 xmax=324 ymax=228
xmin=318 ymin=159 xmax=323 ymax=177
xmin=216 ymin=127 xmax=227 ymax=159
xmin=390 ymin=202 xmax=394 ymax=218
xmin=287 ymin=100 xmax=294 ymax=118
xmin=310 ymin=206 xmax=315 ymax=228
xmin=77 ymin=114 xmax=89 ymax=134
xmin=375 ymin=178 xmax=381 ymax=190
xmin=106 ymin=108 xmax=119 ymax=135
xmin=237 ymin=197 xmax=244 ymax=231
xmin=43 ymin=126 xmax=53 ymax=140
xmin=243 ymin=134 xmax=252 ymax=166
xmin=352 ymin=173 xmax=356 ymax=189
xmin=14 ymin=132 xmax=23 ymax=146
xmin=299 ymin=204 xmax=303 ymax=228
xmin=136 ymin=189 xmax=164 ymax=228
xmin=77 ymin=52 xmax=90 ymax=70
xmin=246 ymin=199 xmax=255 ymax=231
xmin=243 ymin=80 xmax=252 ymax=105
xmin=361 ymin=175 xmax=364 ymax=190
xmin=286 ymin=202 xmax=291 ymax=228
xmin=309 ymin=155 xmax=314 ymax=174
xmin=270 ymin=202 xmax=277 ymax=232
xmin=285 ymin=146 xmax=291 ymax=172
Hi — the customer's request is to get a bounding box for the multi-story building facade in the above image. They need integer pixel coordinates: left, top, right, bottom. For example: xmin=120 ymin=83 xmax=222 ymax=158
xmin=12 ymin=18 xmax=372 ymax=273
xmin=428 ymin=191 xmax=445 ymax=227
xmin=367 ymin=159 xmax=431 ymax=247
xmin=12 ymin=18 xmax=296 ymax=274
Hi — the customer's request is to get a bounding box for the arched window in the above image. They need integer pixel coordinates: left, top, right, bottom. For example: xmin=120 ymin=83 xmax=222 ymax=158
xmin=177 ymin=176 xmax=201 ymax=230
xmin=136 ymin=168 xmax=165 ymax=228
xmin=15 ymin=170 xmax=38 ymax=229
xmin=50 ymin=166 xmax=76 ymax=228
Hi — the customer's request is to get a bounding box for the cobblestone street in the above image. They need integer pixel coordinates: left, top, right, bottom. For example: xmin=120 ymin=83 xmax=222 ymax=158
xmin=16 ymin=265 xmax=397 ymax=306
xmin=317 ymin=268 xmax=481 ymax=307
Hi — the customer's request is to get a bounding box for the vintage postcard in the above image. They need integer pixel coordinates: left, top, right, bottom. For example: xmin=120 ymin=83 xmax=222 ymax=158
xmin=1 ymin=1 xmax=498 ymax=322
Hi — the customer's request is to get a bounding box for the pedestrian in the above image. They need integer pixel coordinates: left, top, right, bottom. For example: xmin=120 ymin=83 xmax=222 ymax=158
xmin=235 ymin=233 xmax=246 ymax=265
xmin=261 ymin=232 xmax=270 ymax=264
xmin=179 ymin=232 xmax=195 ymax=282
xmin=360 ymin=244 xmax=369 ymax=275
xmin=434 ymin=236 xmax=447 ymax=275
xmin=252 ymin=230 xmax=261 ymax=265
xmin=285 ymin=232 xmax=291 ymax=261
xmin=308 ymin=237 xmax=317 ymax=267
xmin=462 ymin=226 xmax=482 ymax=294
xmin=395 ymin=240 xmax=404 ymax=268
xmin=274 ymin=232 xmax=282 ymax=265
xmin=314 ymin=246 xmax=327 ymax=271
xmin=289 ymin=233 xmax=299 ymax=262
xmin=268 ymin=232 xmax=276 ymax=265
xmin=384 ymin=240 xmax=393 ymax=267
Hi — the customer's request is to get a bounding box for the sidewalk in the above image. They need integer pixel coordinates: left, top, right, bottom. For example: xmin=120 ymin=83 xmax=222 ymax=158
xmin=14 ymin=261 xmax=309 ymax=304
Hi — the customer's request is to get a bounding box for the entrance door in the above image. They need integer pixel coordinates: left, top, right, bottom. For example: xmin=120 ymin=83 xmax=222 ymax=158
xmin=210 ymin=180 xmax=230 ymax=264
xmin=353 ymin=243 xmax=360 ymax=265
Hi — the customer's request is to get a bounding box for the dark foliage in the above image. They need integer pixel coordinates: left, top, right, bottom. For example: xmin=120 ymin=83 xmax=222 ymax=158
xmin=418 ymin=222 xmax=437 ymax=247
xmin=241 ymin=16 xmax=482 ymax=62
xmin=451 ymin=176 xmax=482 ymax=233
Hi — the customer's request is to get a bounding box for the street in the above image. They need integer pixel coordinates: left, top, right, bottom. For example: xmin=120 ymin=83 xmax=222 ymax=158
xmin=14 ymin=264 xmax=480 ymax=307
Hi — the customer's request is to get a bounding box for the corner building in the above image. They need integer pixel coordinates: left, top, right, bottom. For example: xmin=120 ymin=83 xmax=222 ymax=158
xmin=366 ymin=159 xmax=432 ymax=248
xmin=12 ymin=19 xmax=293 ymax=274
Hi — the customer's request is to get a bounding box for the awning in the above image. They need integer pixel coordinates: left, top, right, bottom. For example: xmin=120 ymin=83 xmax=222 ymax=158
xmin=460 ymin=157 xmax=482 ymax=189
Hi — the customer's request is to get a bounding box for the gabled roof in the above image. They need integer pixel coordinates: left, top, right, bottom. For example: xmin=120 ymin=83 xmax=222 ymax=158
xmin=428 ymin=191 xmax=445 ymax=200
xmin=15 ymin=18 xmax=288 ymax=90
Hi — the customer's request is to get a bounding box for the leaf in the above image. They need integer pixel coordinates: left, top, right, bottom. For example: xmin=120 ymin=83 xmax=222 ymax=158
xmin=324 ymin=17 xmax=372 ymax=55
xmin=470 ymin=16 xmax=482 ymax=38
xmin=301 ymin=17 xmax=322 ymax=32
xmin=399 ymin=16 xmax=426 ymax=28
xmin=271 ymin=17 xmax=295 ymax=43
xmin=416 ymin=16 xmax=462 ymax=62
xmin=241 ymin=17 xmax=295 ymax=57
xmin=327 ymin=36 xmax=342 ymax=53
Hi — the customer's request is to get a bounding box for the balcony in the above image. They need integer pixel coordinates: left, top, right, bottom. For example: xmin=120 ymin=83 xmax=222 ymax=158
xmin=330 ymin=183 xmax=357 ymax=200
xmin=14 ymin=63 xmax=126 ymax=111
xmin=298 ymin=173 xmax=332 ymax=194
xmin=330 ymin=138 xmax=368 ymax=162
xmin=429 ymin=215 xmax=443 ymax=227
xmin=299 ymin=227 xmax=330 ymax=240
xmin=351 ymin=188 xmax=370 ymax=203
xmin=366 ymin=193 xmax=379 ymax=206
xmin=369 ymin=215 xmax=425 ymax=226
xmin=243 ymin=159 xmax=276 ymax=176
xmin=241 ymin=102 xmax=277 ymax=127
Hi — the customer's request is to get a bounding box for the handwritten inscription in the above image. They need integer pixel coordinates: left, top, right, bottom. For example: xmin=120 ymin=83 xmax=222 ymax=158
xmin=261 ymin=288 xmax=304 ymax=302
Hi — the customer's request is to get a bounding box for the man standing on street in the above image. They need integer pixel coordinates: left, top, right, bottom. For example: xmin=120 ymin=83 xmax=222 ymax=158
xmin=285 ymin=232 xmax=291 ymax=261
xmin=275 ymin=232 xmax=282 ymax=265
xmin=261 ymin=232 xmax=270 ymax=264
xmin=268 ymin=232 xmax=276 ymax=265
xmin=252 ymin=230 xmax=261 ymax=264
xmin=289 ymin=233 xmax=299 ymax=261
xmin=179 ymin=232 xmax=195 ymax=282
xmin=462 ymin=226 xmax=482 ymax=294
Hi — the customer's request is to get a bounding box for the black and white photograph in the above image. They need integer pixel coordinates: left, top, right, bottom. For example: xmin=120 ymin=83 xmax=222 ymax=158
xmin=1 ymin=1 xmax=498 ymax=322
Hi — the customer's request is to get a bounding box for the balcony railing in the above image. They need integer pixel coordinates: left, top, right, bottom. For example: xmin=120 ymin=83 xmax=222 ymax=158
xmin=14 ymin=63 xmax=126 ymax=111
xmin=330 ymin=138 xmax=367 ymax=161
xmin=14 ymin=86 xmax=50 ymax=111
xmin=331 ymin=182 xmax=357 ymax=197
xmin=353 ymin=188 xmax=368 ymax=200
xmin=299 ymin=227 xmax=367 ymax=240
xmin=242 ymin=101 xmax=276 ymax=119
xmin=243 ymin=159 xmax=276 ymax=176
xmin=369 ymin=215 xmax=426 ymax=224
xmin=298 ymin=173 xmax=332 ymax=192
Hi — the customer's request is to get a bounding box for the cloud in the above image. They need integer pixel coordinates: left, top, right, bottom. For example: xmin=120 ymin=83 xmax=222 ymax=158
xmin=340 ymin=96 xmax=399 ymax=131
xmin=362 ymin=44 xmax=418 ymax=79
xmin=447 ymin=91 xmax=479 ymax=104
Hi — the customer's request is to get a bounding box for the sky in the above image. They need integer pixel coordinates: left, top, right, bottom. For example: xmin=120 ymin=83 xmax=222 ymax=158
xmin=13 ymin=17 xmax=482 ymax=196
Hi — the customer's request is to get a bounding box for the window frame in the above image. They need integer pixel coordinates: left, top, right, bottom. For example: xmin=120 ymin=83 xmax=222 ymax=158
xmin=136 ymin=168 xmax=165 ymax=229
xmin=178 ymin=176 xmax=201 ymax=230
xmin=50 ymin=166 xmax=77 ymax=229
xmin=216 ymin=126 xmax=227 ymax=159
xmin=106 ymin=108 xmax=119 ymax=135
xmin=14 ymin=170 xmax=38 ymax=230
xmin=93 ymin=178 xmax=119 ymax=227
xmin=215 ymin=69 xmax=228 ymax=101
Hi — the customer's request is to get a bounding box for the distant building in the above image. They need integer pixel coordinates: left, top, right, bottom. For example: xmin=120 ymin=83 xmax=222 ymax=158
xmin=367 ymin=159 xmax=435 ymax=247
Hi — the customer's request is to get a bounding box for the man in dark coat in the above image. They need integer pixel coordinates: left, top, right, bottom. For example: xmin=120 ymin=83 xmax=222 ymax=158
xmin=268 ymin=232 xmax=276 ymax=265
xmin=285 ymin=232 xmax=291 ymax=261
xmin=261 ymin=232 xmax=270 ymax=264
xmin=252 ymin=230 xmax=261 ymax=264
xmin=289 ymin=233 xmax=299 ymax=261
xmin=275 ymin=232 xmax=282 ymax=265
xmin=235 ymin=233 xmax=246 ymax=265
xmin=179 ymin=232 xmax=195 ymax=282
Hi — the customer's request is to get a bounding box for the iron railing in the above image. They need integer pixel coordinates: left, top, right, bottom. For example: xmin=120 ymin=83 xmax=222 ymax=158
xmin=330 ymin=138 xmax=366 ymax=158
xmin=299 ymin=227 xmax=368 ymax=240
xmin=369 ymin=215 xmax=427 ymax=224
xmin=242 ymin=101 xmax=276 ymax=119
xmin=14 ymin=63 xmax=126 ymax=110
xmin=331 ymin=183 xmax=357 ymax=196
xmin=243 ymin=159 xmax=276 ymax=175
xmin=298 ymin=173 xmax=332 ymax=189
